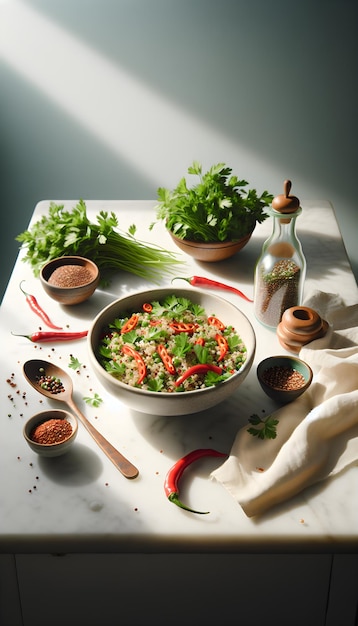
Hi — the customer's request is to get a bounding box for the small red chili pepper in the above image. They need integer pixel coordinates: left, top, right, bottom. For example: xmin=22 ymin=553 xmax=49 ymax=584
xmin=122 ymin=344 xmax=147 ymax=383
xmin=121 ymin=314 xmax=139 ymax=334
xmin=169 ymin=322 xmax=196 ymax=334
xmin=157 ymin=344 xmax=176 ymax=374
xmin=11 ymin=330 xmax=88 ymax=342
xmin=207 ymin=316 xmax=226 ymax=331
xmin=164 ymin=448 xmax=228 ymax=514
xmin=195 ymin=337 xmax=205 ymax=346
xmin=19 ymin=281 xmax=62 ymax=329
xmin=215 ymin=333 xmax=229 ymax=361
xmin=172 ymin=276 xmax=253 ymax=303
xmin=175 ymin=364 xmax=223 ymax=387
xmin=142 ymin=303 xmax=153 ymax=312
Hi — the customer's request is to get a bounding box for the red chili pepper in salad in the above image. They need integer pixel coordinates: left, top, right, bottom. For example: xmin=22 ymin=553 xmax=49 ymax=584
xmin=121 ymin=314 xmax=139 ymax=334
xmin=164 ymin=448 xmax=228 ymax=514
xmin=195 ymin=337 xmax=205 ymax=346
xmin=121 ymin=344 xmax=147 ymax=384
xmin=172 ymin=276 xmax=253 ymax=303
xmin=11 ymin=330 xmax=88 ymax=342
xmin=19 ymin=281 xmax=62 ymax=329
xmin=142 ymin=303 xmax=153 ymax=312
xmin=207 ymin=316 xmax=226 ymax=331
xmin=215 ymin=333 xmax=229 ymax=361
xmin=169 ymin=322 xmax=196 ymax=334
xmin=157 ymin=344 xmax=176 ymax=374
xmin=175 ymin=364 xmax=223 ymax=387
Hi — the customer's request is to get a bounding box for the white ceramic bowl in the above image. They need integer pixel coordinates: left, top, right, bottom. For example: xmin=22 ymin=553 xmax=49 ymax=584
xmin=23 ymin=409 xmax=78 ymax=457
xmin=87 ymin=288 xmax=256 ymax=415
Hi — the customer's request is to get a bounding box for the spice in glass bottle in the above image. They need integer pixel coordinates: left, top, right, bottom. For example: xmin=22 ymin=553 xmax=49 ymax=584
xmin=254 ymin=180 xmax=306 ymax=328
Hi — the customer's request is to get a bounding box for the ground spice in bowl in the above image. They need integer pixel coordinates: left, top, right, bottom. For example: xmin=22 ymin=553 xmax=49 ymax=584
xmin=30 ymin=418 xmax=73 ymax=445
xmin=262 ymin=365 xmax=306 ymax=390
xmin=48 ymin=264 xmax=94 ymax=288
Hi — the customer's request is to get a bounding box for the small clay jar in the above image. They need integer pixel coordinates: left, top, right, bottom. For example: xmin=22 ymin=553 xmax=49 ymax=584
xmin=277 ymin=306 xmax=329 ymax=353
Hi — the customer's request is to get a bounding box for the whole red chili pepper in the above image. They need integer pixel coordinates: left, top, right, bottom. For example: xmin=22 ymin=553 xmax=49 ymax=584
xmin=121 ymin=314 xmax=139 ymax=334
xmin=19 ymin=281 xmax=63 ymax=329
xmin=172 ymin=276 xmax=253 ymax=303
xmin=122 ymin=344 xmax=147 ymax=383
xmin=11 ymin=330 xmax=88 ymax=342
xmin=215 ymin=333 xmax=229 ymax=361
xmin=164 ymin=448 xmax=228 ymax=514
xmin=175 ymin=363 xmax=223 ymax=387
xmin=169 ymin=322 xmax=196 ymax=334
xmin=207 ymin=316 xmax=226 ymax=331
xmin=157 ymin=344 xmax=176 ymax=375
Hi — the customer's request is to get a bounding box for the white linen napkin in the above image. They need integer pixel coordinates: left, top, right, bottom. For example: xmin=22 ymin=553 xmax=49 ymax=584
xmin=211 ymin=290 xmax=358 ymax=517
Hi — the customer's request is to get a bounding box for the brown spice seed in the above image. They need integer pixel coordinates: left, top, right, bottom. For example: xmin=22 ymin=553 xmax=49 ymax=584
xmin=48 ymin=264 xmax=94 ymax=288
xmin=262 ymin=365 xmax=306 ymax=391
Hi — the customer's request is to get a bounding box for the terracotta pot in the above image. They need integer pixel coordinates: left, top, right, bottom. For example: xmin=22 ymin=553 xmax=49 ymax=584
xmin=168 ymin=230 xmax=253 ymax=262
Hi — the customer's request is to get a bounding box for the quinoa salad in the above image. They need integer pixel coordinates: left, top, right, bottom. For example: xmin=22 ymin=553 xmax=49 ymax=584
xmin=97 ymin=295 xmax=247 ymax=392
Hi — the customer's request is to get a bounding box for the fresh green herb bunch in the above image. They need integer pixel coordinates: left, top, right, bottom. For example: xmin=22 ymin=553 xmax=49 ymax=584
xmin=151 ymin=161 xmax=273 ymax=243
xmin=16 ymin=200 xmax=182 ymax=281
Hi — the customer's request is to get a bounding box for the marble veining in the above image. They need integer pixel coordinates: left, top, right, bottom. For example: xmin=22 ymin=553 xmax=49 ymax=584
xmin=0 ymin=200 xmax=357 ymax=554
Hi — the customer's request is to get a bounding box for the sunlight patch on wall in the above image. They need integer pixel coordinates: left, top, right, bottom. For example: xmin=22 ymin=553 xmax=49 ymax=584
xmin=0 ymin=0 xmax=275 ymax=186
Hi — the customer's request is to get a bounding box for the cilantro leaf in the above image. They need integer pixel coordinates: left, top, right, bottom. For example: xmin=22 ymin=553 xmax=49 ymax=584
xmin=247 ymin=414 xmax=279 ymax=440
xmin=68 ymin=355 xmax=82 ymax=370
xmin=83 ymin=393 xmax=103 ymax=408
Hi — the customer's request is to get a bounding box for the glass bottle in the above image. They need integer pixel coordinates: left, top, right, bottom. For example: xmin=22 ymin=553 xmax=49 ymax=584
xmin=254 ymin=180 xmax=306 ymax=329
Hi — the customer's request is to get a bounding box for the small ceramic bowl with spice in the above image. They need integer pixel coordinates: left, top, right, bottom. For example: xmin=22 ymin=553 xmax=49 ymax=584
xmin=257 ymin=355 xmax=313 ymax=405
xmin=23 ymin=409 xmax=78 ymax=457
xmin=40 ymin=256 xmax=100 ymax=305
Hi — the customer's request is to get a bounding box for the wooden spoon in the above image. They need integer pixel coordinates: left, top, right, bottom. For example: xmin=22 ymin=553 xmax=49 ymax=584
xmin=23 ymin=359 xmax=139 ymax=479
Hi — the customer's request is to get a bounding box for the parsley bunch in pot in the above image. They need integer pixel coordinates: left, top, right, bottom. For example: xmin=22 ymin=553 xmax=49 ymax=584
xmin=151 ymin=161 xmax=273 ymax=262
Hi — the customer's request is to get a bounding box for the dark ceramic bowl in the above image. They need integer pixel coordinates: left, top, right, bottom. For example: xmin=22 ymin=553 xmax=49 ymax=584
xmin=40 ymin=256 xmax=99 ymax=305
xmin=23 ymin=409 xmax=78 ymax=457
xmin=257 ymin=355 xmax=313 ymax=404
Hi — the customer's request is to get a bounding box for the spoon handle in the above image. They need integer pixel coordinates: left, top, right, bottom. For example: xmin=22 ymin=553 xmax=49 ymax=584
xmin=67 ymin=398 xmax=139 ymax=479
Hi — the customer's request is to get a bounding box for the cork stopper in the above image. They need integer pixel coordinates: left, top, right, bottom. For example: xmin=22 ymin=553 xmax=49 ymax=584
xmin=272 ymin=180 xmax=300 ymax=214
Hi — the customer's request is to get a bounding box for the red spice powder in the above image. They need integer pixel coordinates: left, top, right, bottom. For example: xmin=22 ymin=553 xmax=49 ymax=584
xmin=30 ymin=418 xmax=73 ymax=445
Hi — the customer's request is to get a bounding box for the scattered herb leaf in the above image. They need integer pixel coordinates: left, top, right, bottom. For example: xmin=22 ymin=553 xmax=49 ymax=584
xmin=83 ymin=393 xmax=103 ymax=408
xmin=247 ymin=413 xmax=279 ymax=440
xmin=68 ymin=355 xmax=82 ymax=370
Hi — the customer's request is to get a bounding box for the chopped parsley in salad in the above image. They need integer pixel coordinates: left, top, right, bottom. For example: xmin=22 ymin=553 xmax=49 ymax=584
xmin=97 ymin=295 xmax=247 ymax=392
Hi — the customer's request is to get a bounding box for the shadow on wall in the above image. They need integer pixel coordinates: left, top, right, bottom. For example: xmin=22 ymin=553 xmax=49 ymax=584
xmin=1 ymin=0 xmax=357 ymax=301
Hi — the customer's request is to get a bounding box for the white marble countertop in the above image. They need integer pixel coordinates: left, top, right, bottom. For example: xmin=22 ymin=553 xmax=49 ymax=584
xmin=1 ymin=200 xmax=357 ymax=554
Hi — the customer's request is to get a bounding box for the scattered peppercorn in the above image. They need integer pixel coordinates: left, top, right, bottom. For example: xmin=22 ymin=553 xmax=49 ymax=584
xmin=36 ymin=373 xmax=65 ymax=394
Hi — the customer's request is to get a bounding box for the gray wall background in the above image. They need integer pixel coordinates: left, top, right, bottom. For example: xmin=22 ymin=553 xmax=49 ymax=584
xmin=1 ymin=0 xmax=357 ymax=302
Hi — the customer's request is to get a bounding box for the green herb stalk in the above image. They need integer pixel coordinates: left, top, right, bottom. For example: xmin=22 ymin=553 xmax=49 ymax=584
xmin=16 ymin=200 xmax=182 ymax=281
